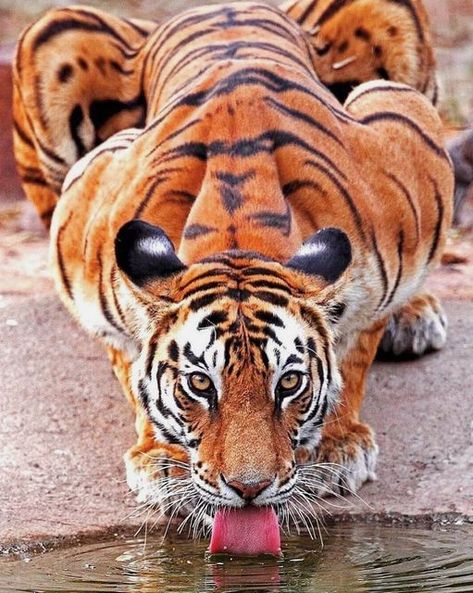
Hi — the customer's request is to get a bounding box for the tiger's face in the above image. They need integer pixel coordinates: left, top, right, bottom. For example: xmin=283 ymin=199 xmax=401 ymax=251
xmin=116 ymin=220 xmax=351 ymax=510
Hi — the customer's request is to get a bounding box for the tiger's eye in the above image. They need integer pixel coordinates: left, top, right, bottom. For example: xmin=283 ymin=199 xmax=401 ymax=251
xmin=279 ymin=372 xmax=302 ymax=392
xmin=189 ymin=373 xmax=212 ymax=392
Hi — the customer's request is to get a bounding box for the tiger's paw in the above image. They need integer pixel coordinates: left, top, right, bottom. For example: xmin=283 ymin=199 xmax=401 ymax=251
xmin=124 ymin=441 xmax=191 ymax=510
xmin=298 ymin=423 xmax=378 ymax=497
xmin=379 ymin=293 xmax=447 ymax=358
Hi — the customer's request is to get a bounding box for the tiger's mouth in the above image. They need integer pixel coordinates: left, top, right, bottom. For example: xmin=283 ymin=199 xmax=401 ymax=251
xmin=209 ymin=506 xmax=281 ymax=556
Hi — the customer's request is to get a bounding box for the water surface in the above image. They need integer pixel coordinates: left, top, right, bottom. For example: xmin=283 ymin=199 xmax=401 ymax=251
xmin=2 ymin=524 xmax=473 ymax=593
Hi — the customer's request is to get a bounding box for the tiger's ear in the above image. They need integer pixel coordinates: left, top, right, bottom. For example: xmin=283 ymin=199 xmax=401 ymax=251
xmin=287 ymin=227 xmax=351 ymax=284
xmin=115 ymin=220 xmax=186 ymax=287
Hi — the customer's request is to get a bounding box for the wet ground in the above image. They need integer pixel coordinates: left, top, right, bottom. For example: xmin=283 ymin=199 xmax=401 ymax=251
xmin=2 ymin=525 xmax=473 ymax=592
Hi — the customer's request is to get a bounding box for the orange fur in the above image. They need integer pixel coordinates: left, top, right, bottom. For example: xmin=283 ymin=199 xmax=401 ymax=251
xmin=282 ymin=0 xmax=437 ymax=103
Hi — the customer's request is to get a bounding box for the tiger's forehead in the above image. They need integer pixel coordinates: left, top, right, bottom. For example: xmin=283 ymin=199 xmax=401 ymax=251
xmin=172 ymin=256 xmax=307 ymax=303
xmin=164 ymin=300 xmax=310 ymax=372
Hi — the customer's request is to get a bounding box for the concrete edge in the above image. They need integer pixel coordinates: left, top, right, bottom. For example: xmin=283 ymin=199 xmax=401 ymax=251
xmin=2 ymin=512 xmax=472 ymax=559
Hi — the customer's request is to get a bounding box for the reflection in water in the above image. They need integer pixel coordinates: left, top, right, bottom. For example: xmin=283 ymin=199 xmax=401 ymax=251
xmin=1 ymin=525 xmax=473 ymax=593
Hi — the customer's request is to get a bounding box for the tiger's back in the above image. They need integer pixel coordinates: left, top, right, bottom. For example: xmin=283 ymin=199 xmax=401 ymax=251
xmin=45 ymin=3 xmax=451 ymax=355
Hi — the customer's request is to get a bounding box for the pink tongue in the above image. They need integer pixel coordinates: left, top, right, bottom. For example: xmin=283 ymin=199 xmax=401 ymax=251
xmin=209 ymin=506 xmax=281 ymax=556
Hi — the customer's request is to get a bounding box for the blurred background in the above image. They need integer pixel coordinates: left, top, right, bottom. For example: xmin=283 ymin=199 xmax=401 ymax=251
xmin=0 ymin=0 xmax=472 ymax=296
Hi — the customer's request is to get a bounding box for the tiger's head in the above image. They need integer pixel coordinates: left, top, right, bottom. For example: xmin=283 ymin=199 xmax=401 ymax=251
xmin=115 ymin=220 xmax=351 ymax=513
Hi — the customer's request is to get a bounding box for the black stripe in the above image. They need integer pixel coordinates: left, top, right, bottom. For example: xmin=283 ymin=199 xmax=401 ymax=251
xmin=155 ymin=420 xmax=184 ymax=445
xmin=316 ymin=0 xmax=351 ymax=26
xmin=134 ymin=169 xmax=177 ymax=217
xmin=155 ymin=396 xmax=183 ymax=428
xmin=145 ymin=341 xmax=159 ymax=376
xmin=242 ymin=267 xmax=286 ymax=280
xmin=33 ymin=18 xmax=109 ymax=50
xmin=254 ymin=310 xmax=285 ymax=327
xmin=188 ymin=292 xmax=220 ymax=312
xmin=22 ymin=174 xmax=48 ymax=187
xmin=182 ymin=281 xmax=224 ymax=300
xmin=221 ymin=185 xmax=244 ymax=214
xmin=215 ymin=170 xmax=255 ymax=186
xmin=249 ymin=280 xmax=292 ymax=294
xmin=69 ymin=104 xmax=86 ymax=159
xmin=33 ymin=10 xmax=137 ymax=51
xmin=89 ymin=93 xmax=145 ymax=133
xmin=178 ymin=268 xmax=232 ymax=292
xmin=426 ymin=177 xmax=445 ymax=264
xmin=109 ymin=60 xmax=134 ymax=75
xmin=183 ymin=224 xmax=217 ymax=240
xmin=110 ymin=266 xmax=128 ymax=328
xmin=286 ymin=354 xmax=304 ymax=365
xmin=252 ymin=291 xmax=289 ymax=307
xmin=173 ymin=67 xmax=353 ymax=124
xmin=282 ymin=179 xmax=326 ymax=198
xmin=55 ymin=213 xmax=73 ymax=300
xmin=371 ymin=230 xmax=389 ymax=310
xmin=385 ymin=172 xmax=420 ymax=241
xmin=123 ymin=17 xmax=154 ymax=38
xmin=36 ymin=135 xmax=67 ymax=166
xmin=198 ymin=310 xmax=228 ymax=329
xmin=13 ymin=119 xmax=35 ymax=148
xmin=304 ymin=159 xmax=366 ymax=241
xmin=163 ymin=39 xmax=314 ymax=81
xmin=264 ymin=96 xmax=344 ymax=147
xmin=383 ymin=229 xmax=404 ymax=309
xmin=168 ymin=340 xmax=179 ymax=362
xmin=389 ymin=0 xmax=424 ymax=41
xmin=147 ymin=119 xmax=202 ymax=158
xmin=307 ymin=333 xmax=331 ymax=386
xmin=249 ymin=206 xmax=291 ymax=235
xmin=344 ymin=84 xmax=418 ymax=109
xmin=361 ymin=112 xmax=446 ymax=158
xmin=137 ymin=378 xmax=151 ymax=417
xmin=97 ymin=252 xmax=123 ymax=333
xmin=67 ymin=7 xmax=139 ymax=49
xmin=191 ymin=130 xmax=345 ymax=180
xmin=297 ymin=0 xmax=320 ymax=24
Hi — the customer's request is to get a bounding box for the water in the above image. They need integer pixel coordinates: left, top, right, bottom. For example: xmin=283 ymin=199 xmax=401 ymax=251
xmin=1 ymin=525 xmax=473 ymax=593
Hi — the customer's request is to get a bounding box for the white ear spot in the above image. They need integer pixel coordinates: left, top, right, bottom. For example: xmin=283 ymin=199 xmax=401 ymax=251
xmin=138 ymin=236 xmax=172 ymax=258
xmin=297 ymin=242 xmax=327 ymax=258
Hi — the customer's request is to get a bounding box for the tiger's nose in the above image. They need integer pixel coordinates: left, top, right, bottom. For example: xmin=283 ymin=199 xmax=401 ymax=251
xmin=225 ymin=477 xmax=273 ymax=500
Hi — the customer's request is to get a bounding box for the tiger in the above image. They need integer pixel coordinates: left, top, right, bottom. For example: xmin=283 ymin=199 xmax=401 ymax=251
xmin=12 ymin=2 xmax=453 ymax=546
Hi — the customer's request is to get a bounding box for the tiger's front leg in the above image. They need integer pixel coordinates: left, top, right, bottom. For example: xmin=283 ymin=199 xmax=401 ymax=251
xmin=297 ymin=319 xmax=387 ymax=497
xmin=379 ymin=292 xmax=447 ymax=358
xmin=107 ymin=347 xmax=191 ymax=512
